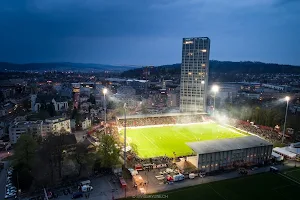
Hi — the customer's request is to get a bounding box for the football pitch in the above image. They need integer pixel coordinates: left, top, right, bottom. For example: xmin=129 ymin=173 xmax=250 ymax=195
xmin=153 ymin=172 xmax=300 ymax=200
xmin=119 ymin=122 xmax=245 ymax=158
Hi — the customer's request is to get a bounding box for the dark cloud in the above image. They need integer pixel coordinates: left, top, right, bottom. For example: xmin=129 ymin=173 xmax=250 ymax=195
xmin=0 ymin=0 xmax=299 ymax=65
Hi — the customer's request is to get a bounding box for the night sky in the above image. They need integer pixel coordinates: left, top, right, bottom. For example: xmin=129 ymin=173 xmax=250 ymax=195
xmin=0 ymin=0 xmax=299 ymax=66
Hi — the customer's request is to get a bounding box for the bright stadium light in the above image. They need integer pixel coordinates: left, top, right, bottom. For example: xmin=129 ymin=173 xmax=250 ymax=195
xmin=103 ymin=88 xmax=108 ymax=134
xmin=285 ymin=96 xmax=290 ymax=101
xmin=282 ymin=96 xmax=290 ymax=143
xmin=103 ymin=88 xmax=108 ymax=94
xmin=212 ymin=85 xmax=219 ymax=116
xmin=212 ymin=85 xmax=219 ymax=93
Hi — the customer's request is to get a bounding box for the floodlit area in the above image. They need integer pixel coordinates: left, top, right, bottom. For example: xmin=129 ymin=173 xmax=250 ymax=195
xmin=120 ymin=122 xmax=245 ymax=158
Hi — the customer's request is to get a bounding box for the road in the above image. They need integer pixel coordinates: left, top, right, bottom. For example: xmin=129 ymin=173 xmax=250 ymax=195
xmin=0 ymin=161 xmax=9 ymax=200
xmin=73 ymin=130 xmax=87 ymax=143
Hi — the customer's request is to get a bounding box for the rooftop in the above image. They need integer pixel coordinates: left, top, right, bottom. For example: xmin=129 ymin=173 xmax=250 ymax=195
xmin=186 ymin=136 xmax=272 ymax=154
xmin=12 ymin=120 xmax=43 ymax=126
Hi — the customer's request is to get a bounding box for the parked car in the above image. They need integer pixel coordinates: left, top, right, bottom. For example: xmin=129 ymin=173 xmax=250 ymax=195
xmin=72 ymin=192 xmax=83 ymax=199
xmin=81 ymin=185 xmax=93 ymax=192
xmin=5 ymin=194 xmax=16 ymax=199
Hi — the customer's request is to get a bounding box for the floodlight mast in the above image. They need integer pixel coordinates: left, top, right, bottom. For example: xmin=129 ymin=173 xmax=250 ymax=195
xmin=282 ymin=96 xmax=290 ymax=143
xmin=123 ymin=103 xmax=127 ymax=167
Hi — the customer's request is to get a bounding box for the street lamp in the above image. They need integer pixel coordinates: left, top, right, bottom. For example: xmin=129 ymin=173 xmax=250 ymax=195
xmin=282 ymin=96 xmax=290 ymax=143
xmin=123 ymin=103 xmax=127 ymax=168
xmin=212 ymin=85 xmax=219 ymax=116
xmin=103 ymin=88 xmax=108 ymax=134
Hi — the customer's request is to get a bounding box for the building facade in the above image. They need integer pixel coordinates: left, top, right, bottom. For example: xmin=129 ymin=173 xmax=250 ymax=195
xmin=81 ymin=118 xmax=92 ymax=130
xmin=187 ymin=136 xmax=273 ymax=172
xmin=9 ymin=121 xmax=43 ymax=144
xmin=42 ymin=117 xmax=71 ymax=136
xmin=180 ymin=37 xmax=210 ymax=112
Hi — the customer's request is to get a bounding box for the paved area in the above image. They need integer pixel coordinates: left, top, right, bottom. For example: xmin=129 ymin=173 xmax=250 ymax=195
xmin=54 ymin=175 xmax=125 ymax=200
xmin=0 ymin=161 xmax=9 ymax=200
xmin=73 ymin=130 xmax=87 ymax=143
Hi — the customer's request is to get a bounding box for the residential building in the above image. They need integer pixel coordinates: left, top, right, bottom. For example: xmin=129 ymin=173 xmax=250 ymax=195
xmin=180 ymin=37 xmax=210 ymax=112
xmin=81 ymin=118 xmax=92 ymax=130
xmin=9 ymin=120 xmax=43 ymax=144
xmin=0 ymin=102 xmax=17 ymax=117
xmin=42 ymin=116 xmax=71 ymax=136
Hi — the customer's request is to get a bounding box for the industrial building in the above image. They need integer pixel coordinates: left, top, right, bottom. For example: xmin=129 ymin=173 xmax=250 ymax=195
xmin=186 ymin=136 xmax=273 ymax=172
xmin=180 ymin=37 xmax=210 ymax=113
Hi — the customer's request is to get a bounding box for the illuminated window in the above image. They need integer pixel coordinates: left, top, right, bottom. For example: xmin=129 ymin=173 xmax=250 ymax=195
xmin=202 ymin=166 xmax=206 ymax=168
xmin=201 ymin=64 xmax=206 ymax=67
xmin=201 ymin=49 xmax=207 ymax=52
xmin=187 ymin=52 xmax=193 ymax=56
xmin=188 ymin=72 xmax=192 ymax=75
xmin=184 ymin=41 xmax=193 ymax=44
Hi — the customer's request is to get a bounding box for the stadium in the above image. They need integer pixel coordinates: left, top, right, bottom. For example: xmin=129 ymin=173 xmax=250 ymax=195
xmin=114 ymin=113 xmax=273 ymax=173
xmin=117 ymin=113 xmax=245 ymax=158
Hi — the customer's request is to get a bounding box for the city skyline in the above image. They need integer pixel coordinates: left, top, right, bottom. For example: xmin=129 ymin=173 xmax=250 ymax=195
xmin=0 ymin=0 xmax=300 ymax=66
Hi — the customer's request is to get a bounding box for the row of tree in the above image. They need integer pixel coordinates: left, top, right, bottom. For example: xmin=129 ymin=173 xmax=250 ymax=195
xmin=12 ymin=130 xmax=120 ymax=191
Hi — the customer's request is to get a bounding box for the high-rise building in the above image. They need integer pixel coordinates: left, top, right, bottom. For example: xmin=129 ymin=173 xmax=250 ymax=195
xmin=180 ymin=37 xmax=210 ymax=112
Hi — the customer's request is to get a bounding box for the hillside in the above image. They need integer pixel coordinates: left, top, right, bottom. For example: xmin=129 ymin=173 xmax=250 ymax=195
xmin=121 ymin=60 xmax=300 ymax=78
xmin=0 ymin=62 xmax=139 ymax=72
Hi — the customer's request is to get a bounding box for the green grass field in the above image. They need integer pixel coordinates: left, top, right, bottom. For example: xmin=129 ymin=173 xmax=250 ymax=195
xmin=156 ymin=173 xmax=300 ymax=200
xmin=124 ymin=172 xmax=300 ymax=200
xmin=120 ymin=122 xmax=245 ymax=158
xmin=285 ymin=168 xmax=300 ymax=182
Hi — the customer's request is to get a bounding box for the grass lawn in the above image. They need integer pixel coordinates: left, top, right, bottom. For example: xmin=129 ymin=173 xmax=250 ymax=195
xmin=125 ymin=173 xmax=300 ymax=200
xmin=285 ymin=168 xmax=300 ymax=182
xmin=119 ymin=122 xmax=245 ymax=158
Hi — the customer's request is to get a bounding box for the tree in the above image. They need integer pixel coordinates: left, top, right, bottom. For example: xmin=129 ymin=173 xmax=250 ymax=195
xmin=47 ymin=102 xmax=56 ymax=117
xmin=12 ymin=135 xmax=37 ymax=190
xmin=130 ymin=142 xmax=138 ymax=155
xmin=73 ymin=144 xmax=95 ymax=177
xmin=98 ymin=134 xmax=120 ymax=168
xmin=37 ymin=110 xmax=50 ymax=120
xmin=88 ymin=94 xmax=96 ymax=104
xmin=13 ymin=134 xmax=37 ymax=169
xmin=22 ymin=99 xmax=31 ymax=111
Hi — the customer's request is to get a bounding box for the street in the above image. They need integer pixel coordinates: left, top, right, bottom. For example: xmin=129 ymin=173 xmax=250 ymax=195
xmin=73 ymin=130 xmax=87 ymax=143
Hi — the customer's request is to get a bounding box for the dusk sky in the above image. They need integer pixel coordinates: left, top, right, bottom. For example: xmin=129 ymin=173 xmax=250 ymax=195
xmin=0 ymin=0 xmax=300 ymax=66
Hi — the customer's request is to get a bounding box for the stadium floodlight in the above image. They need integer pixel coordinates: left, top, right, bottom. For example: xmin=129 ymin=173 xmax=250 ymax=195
xmin=212 ymin=85 xmax=219 ymax=116
xmin=123 ymin=103 xmax=127 ymax=167
xmin=282 ymin=96 xmax=290 ymax=143
xmin=103 ymin=88 xmax=108 ymax=134
xmin=103 ymin=88 xmax=108 ymax=95
xmin=212 ymin=85 xmax=219 ymax=93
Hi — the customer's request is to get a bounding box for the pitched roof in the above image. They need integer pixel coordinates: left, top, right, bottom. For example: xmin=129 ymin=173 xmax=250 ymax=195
xmin=35 ymin=94 xmax=69 ymax=103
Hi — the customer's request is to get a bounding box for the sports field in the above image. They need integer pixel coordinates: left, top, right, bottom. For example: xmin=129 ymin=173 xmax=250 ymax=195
xmin=120 ymin=122 xmax=245 ymax=158
xmin=285 ymin=168 xmax=300 ymax=182
xmin=152 ymin=172 xmax=300 ymax=200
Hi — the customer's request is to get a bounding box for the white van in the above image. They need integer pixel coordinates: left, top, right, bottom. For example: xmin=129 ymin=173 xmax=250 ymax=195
xmin=81 ymin=185 xmax=93 ymax=192
xmin=80 ymin=180 xmax=91 ymax=186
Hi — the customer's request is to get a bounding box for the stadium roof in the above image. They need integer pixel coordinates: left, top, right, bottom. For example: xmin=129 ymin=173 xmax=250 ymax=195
xmin=186 ymin=136 xmax=272 ymax=154
xmin=117 ymin=112 xmax=207 ymax=120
